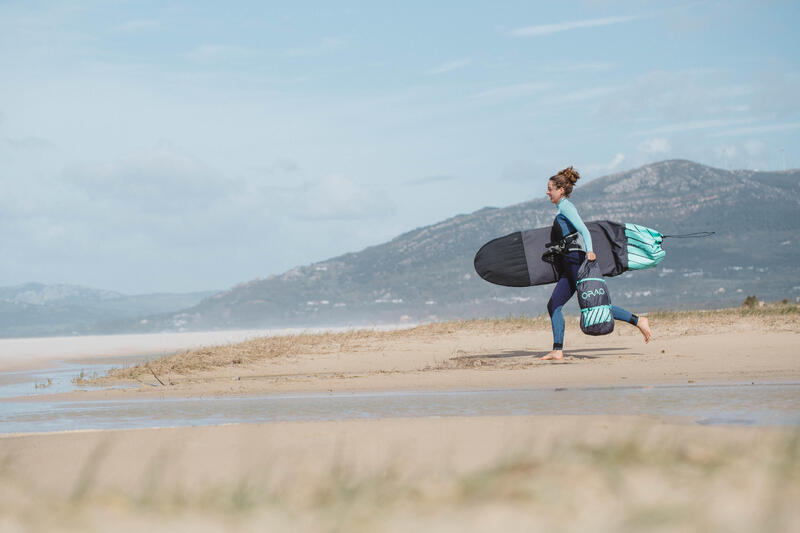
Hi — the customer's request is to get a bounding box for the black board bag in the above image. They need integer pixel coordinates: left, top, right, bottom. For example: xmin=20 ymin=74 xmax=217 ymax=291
xmin=473 ymin=220 xmax=629 ymax=287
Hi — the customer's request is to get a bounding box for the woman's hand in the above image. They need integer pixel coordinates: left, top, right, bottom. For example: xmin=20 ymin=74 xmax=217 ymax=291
xmin=587 ymin=251 xmax=597 ymax=261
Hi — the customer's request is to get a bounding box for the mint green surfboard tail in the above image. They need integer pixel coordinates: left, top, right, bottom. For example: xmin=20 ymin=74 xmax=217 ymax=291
xmin=624 ymin=223 xmax=666 ymax=270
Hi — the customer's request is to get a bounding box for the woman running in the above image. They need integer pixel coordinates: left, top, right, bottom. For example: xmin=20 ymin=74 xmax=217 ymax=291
xmin=541 ymin=166 xmax=651 ymax=360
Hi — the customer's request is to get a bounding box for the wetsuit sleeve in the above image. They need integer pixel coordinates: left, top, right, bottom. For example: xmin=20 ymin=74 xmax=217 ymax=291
xmin=559 ymin=200 xmax=594 ymax=252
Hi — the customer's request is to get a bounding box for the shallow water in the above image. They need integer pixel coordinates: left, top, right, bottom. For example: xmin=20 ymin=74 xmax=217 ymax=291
xmin=1 ymin=382 xmax=798 ymax=435
xmin=0 ymin=358 xmax=147 ymax=400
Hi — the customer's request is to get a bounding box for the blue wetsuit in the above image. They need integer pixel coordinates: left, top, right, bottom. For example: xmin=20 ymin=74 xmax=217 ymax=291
xmin=548 ymin=198 xmax=638 ymax=350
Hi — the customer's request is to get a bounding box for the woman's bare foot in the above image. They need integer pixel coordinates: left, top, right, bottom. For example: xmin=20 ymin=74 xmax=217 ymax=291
xmin=637 ymin=316 xmax=651 ymax=343
xmin=540 ymin=350 xmax=564 ymax=360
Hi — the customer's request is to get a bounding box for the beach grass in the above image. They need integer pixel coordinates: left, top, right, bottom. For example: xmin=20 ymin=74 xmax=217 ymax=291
xmin=649 ymin=299 xmax=800 ymax=321
xmin=98 ymin=314 xmax=553 ymax=383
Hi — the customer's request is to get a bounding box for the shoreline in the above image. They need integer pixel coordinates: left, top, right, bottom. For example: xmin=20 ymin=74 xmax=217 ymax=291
xmin=3 ymin=381 xmax=798 ymax=437
xmin=12 ymin=369 xmax=800 ymax=405
xmin=0 ymin=323 xmax=414 ymax=372
xmin=0 ymin=306 xmax=796 ymax=402
xmin=2 ymin=306 xmax=798 ymax=431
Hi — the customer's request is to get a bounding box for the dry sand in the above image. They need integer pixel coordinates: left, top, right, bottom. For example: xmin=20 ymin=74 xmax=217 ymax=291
xmin=49 ymin=308 xmax=800 ymax=400
xmin=1 ymin=307 xmax=799 ymax=531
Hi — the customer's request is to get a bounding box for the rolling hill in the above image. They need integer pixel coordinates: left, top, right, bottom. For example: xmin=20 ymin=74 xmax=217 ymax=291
xmin=118 ymin=159 xmax=800 ymax=332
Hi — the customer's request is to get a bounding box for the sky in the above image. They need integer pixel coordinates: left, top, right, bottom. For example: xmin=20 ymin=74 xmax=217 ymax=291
xmin=1 ymin=0 xmax=798 ymax=294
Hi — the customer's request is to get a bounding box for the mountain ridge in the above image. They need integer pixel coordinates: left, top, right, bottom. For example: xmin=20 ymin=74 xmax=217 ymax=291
xmin=6 ymin=159 xmax=798 ymax=337
xmin=127 ymin=159 xmax=800 ymax=333
xmin=0 ymin=283 xmax=216 ymax=338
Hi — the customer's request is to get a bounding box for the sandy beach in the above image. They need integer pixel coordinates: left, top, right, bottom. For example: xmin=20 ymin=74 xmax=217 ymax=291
xmin=1 ymin=306 xmax=799 ymax=531
xmin=43 ymin=307 xmax=800 ymax=400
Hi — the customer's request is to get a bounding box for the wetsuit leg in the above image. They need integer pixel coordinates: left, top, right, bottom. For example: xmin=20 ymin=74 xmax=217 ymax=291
xmin=611 ymin=305 xmax=639 ymax=325
xmin=547 ymin=276 xmax=574 ymax=350
xmin=547 ymin=251 xmax=583 ymax=350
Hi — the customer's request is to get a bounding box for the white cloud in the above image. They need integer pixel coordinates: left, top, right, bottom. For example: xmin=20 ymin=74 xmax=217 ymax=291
xmin=713 ymin=144 xmax=738 ymax=160
xmin=500 ymin=160 xmax=543 ymax=182
xmin=187 ymin=44 xmax=254 ymax=62
xmin=296 ymin=175 xmax=395 ymax=220
xmin=470 ymin=82 xmax=552 ymax=101
xmin=2 ymin=142 xmax=293 ymax=279
xmin=403 ymin=175 xmax=457 ymax=186
xmin=547 ymin=86 xmax=620 ymax=105
xmin=115 ymin=19 xmax=161 ymax=33
xmin=710 ymin=122 xmax=800 ymax=137
xmin=427 ymin=58 xmax=471 ymax=75
xmin=634 ymin=118 xmax=753 ymax=136
xmin=593 ymin=69 xmax=776 ymax=125
xmin=6 ymin=137 xmax=57 ymax=151
xmin=274 ymin=158 xmax=300 ymax=173
xmin=541 ymin=62 xmax=615 ymax=73
xmin=744 ymin=139 xmax=765 ymax=157
xmin=510 ymin=15 xmax=641 ymax=37
xmin=582 ymin=153 xmax=626 ymax=176
xmin=1 ymin=139 xmax=395 ymax=290
xmin=63 ymin=141 xmax=235 ymax=214
xmin=638 ymin=137 xmax=671 ymax=154
xmin=285 ymin=37 xmax=346 ymax=57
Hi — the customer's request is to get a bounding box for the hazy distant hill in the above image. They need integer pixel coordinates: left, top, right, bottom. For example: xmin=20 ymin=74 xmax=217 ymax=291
xmin=0 ymin=283 xmax=216 ymax=337
xmin=117 ymin=160 xmax=798 ymax=333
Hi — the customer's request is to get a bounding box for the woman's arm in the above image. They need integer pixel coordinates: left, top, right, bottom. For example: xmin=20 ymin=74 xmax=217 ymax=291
xmin=559 ymin=200 xmax=594 ymax=253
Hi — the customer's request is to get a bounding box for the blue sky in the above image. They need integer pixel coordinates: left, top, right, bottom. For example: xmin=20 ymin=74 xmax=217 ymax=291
xmin=1 ymin=0 xmax=798 ymax=293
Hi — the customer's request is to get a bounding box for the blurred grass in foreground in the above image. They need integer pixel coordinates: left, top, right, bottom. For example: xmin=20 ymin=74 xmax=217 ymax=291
xmin=1 ymin=420 xmax=798 ymax=532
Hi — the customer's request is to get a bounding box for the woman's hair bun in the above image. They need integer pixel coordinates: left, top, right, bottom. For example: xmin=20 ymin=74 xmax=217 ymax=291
xmin=560 ymin=166 xmax=580 ymax=185
xmin=549 ymin=166 xmax=581 ymax=197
